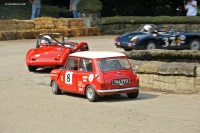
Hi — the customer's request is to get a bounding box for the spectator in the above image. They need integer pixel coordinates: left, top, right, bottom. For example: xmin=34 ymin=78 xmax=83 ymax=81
xmin=29 ymin=0 xmax=42 ymax=19
xmin=184 ymin=0 xmax=197 ymax=16
xmin=70 ymin=0 xmax=81 ymax=18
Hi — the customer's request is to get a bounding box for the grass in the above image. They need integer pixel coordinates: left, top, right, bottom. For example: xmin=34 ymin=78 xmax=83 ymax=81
xmin=0 ymin=4 xmax=68 ymax=20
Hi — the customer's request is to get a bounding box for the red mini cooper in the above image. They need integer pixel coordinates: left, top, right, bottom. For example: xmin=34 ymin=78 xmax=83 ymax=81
xmin=26 ymin=33 xmax=88 ymax=72
xmin=50 ymin=51 xmax=140 ymax=102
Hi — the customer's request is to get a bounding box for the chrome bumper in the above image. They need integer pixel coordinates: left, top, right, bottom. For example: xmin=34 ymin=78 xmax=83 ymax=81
xmin=96 ymin=86 xmax=139 ymax=93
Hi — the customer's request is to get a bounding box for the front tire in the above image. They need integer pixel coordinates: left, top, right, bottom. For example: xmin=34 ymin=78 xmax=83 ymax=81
xmin=28 ymin=66 xmax=37 ymax=72
xmin=190 ymin=39 xmax=200 ymax=50
xmin=146 ymin=40 xmax=157 ymax=50
xmin=51 ymin=80 xmax=61 ymax=95
xmin=86 ymin=85 xmax=99 ymax=102
xmin=127 ymin=90 xmax=139 ymax=99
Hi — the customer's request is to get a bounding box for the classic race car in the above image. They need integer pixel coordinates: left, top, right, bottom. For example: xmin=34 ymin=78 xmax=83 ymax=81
xmin=115 ymin=24 xmax=200 ymax=51
xmin=50 ymin=51 xmax=140 ymax=102
xmin=26 ymin=33 xmax=89 ymax=72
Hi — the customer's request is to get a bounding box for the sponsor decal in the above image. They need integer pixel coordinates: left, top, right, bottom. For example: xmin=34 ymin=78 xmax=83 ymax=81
xmin=65 ymin=72 xmax=73 ymax=84
xmin=88 ymin=74 xmax=94 ymax=82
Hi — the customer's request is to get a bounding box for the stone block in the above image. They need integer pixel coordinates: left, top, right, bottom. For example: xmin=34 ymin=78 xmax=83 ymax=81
xmin=163 ymin=76 xmax=177 ymax=84
xmin=195 ymin=77 xmax=200 ymax=92
xmin=137 ymin=74 xmax=154 ymax=84
xmin=176 ymin=77 xmax=195 ymax=93
xmin=138 ymin=61 xmax=162 ymax=74
xmin=153 ymin=81 xmax=166 ymax=91
xmin=158 ymin=62 xmax=197 ymax=77
xmin=165 ymin=83 xmax=177 ymax=92
xmin=154 ymin=75 xmax=164 ymax=82
xmin=196 ymin=65 xmax=200 ymax=77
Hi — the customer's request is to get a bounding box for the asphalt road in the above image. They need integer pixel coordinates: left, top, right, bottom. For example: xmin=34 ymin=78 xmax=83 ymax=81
xmin=0 ymin=35 xmax=200 ymax=133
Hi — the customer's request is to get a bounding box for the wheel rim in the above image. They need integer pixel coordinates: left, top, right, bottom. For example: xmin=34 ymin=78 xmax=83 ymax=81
xmin=147 ymin=42 xmax=156 ymax=49
xmin=52 ymin=81 xmax=56 ymax=93
xmin=190 ymin=40 xmax=200 ymax=50
xmin=87 ymin=87 xmax=93 ymax=99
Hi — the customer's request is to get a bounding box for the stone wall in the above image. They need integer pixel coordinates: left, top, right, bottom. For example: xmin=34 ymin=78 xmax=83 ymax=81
xmin=129 ymin=60 xmax=200 ymax=94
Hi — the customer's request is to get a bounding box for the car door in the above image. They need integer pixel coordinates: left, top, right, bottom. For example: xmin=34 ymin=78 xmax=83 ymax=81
xmin=59 ymin=57 xmax=78 ymax=92
xmin=158 ymin=32 xmax=186 ymax=49
xmin=157 ymin=33 xmax=176 ymax=49
xmin=76 ymin=58 xmax=94 ymax=93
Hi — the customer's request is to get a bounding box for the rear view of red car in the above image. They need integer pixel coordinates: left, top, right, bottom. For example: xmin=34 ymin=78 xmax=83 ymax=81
xmin=26 ymin=33 xmax=89 ymax=72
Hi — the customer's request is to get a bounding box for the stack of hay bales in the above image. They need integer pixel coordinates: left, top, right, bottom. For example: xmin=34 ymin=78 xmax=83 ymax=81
xmin=53 ymin=18 xmax=70 ymax=37
xmin=0 ymin=17 xmax=100 ymax=41
xmin=17 ymin=20 xmax=35 ymax=39
xmin=68 ymin=18 xmax=99 ymax=36
xmin=69 ymin=18 xmax=87 ymax=37
xmin=0 ymin=20 xmax=35 ymax=40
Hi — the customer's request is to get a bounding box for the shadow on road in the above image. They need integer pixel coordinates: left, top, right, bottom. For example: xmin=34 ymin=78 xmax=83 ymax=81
xmin=61 ymin=91 xmax=158 ymax=103
xmin=33 ymin=68 xmax=53 ymax=74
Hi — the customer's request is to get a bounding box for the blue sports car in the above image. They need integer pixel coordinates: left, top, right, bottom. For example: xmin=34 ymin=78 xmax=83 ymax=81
xmin=114 ymin=24 xmax=200 ymax=51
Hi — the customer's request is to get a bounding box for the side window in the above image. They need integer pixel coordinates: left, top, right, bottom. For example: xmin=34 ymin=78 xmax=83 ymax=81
xmin=80 ymin=58 xmax=93 ymax=72
xmin=65 ymin=57 xmax=78 ymax=70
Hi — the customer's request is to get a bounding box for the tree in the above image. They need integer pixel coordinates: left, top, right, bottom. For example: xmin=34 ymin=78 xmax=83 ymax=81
xmin=77 ymin=0 xmax=102 ymax=13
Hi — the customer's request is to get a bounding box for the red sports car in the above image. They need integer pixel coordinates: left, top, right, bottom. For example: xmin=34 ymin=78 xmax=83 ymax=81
xmin=50 ymin=51 xmax=140 ymax=102
xmin=26 ymin=33 xmax=89 ymax=72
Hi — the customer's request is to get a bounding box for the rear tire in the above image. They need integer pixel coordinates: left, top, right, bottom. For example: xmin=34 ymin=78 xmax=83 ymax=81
xmin=124 ymin=48 xmax=132 ymax=51
xmin=51 ymin=80 xmax=61 ymax=95
xmin=190 ymin=39 xmax=200 ymax=50
xmin=28 ymin=66 xmax=36 ymax=72
xmin=86 ymin=85 xmax=99 ymax=102
xmin=127 ymin=90 xmax=139 ymax=99
xmin=146 ymin=40 xmax=157 ymax=50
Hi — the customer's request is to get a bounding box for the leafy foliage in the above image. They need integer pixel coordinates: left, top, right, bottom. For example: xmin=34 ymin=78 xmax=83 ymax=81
xmin=101 ymin=16 xmax=200 ymax=24
xmin=77 ymin=0 xmax=102 ymax=13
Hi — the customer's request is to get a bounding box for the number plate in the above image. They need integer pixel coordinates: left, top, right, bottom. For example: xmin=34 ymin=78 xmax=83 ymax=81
xmin=112 ymin=79 xmax=130 ymax=86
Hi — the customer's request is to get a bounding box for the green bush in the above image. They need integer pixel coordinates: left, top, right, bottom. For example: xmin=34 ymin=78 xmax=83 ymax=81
xmin=77 ymin=0 xmax=102 ymax=13
xmin=101 ymin=16 xmax=200 ymax=24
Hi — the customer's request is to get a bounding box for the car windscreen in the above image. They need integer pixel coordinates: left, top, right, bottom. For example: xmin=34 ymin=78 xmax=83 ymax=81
xmin=98 ymin=58 xmax=130 ymax=71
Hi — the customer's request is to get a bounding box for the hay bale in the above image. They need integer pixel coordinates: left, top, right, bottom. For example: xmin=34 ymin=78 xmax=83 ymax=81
xmin=53 ymin=18 xmax=70 ymax=29
xmin=0 ymin=31 xmax=18 ymax=40
xmin=21 ymin=30 xmax=35 ymax=39
xmin=16 ymin=31 xmax=24 ymax=40
xmin=0 ymin=20 xmax=17 ymax=25
xmin=69 ymin=27 xmax=100 ymax=37
xmin=34 ymin=17 xmax=55 ymax=29
xmin=70 ymin=28 xmax=87 ymax=37
xmin=0 ymin=32 xmax=2 ymax=40
xmin=70 ymin=26 xmax=86 ymax=29
xmin=68 ymin=18 xmax=85 ymax=27
xmin=87 ymin=27 xmax=100 ymax=36
xmin=17 ymin=20 xmax=35 ymax=30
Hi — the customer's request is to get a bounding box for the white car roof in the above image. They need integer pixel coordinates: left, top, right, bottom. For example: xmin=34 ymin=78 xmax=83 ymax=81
xmin=69 ymin=51 xmax=126 ymax=59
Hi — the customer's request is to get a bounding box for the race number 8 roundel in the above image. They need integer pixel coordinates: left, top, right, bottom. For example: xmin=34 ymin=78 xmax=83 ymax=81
xmin=65 ymin=72 xmax=73 ymax=84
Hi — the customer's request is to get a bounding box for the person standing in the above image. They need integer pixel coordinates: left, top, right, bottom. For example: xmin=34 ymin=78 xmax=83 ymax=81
xmin=184 ymin=0 xmax=197 ymax=16
xmin=70 ymin=0 xmax=81 ymax=18
xmin=29 ymin=0 xmax=42 ymax=19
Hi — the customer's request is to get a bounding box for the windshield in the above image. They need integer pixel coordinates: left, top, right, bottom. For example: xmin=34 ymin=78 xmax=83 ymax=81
xmin=98 ymin=58 xmax=130 ymax=71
